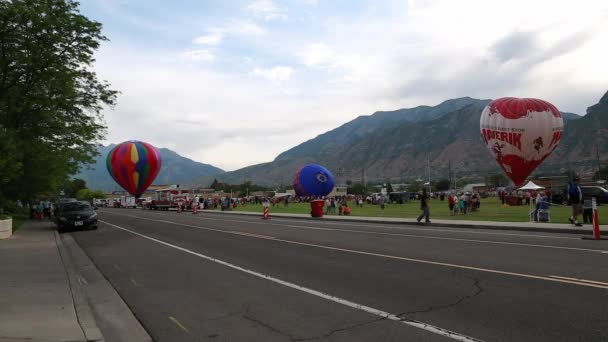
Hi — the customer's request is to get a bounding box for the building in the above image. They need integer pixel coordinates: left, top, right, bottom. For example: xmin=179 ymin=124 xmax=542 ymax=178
xmin=328 ymin=186 xmax=347 ymax=197
xmin=462 ymin=183 xmax=488 ymax=193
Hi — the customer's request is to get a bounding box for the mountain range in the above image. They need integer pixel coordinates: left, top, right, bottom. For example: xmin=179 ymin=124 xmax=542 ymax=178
xmin=81 ymin=90 xmax=607 ymax=190
xmin=77 ymin=144 xmax=224 ymax=191
xmin=206 ymin=91 xmax=607 ymax=187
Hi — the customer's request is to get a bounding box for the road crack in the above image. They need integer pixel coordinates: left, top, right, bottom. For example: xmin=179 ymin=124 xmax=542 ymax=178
xmin=398 ymin=276 xmax=484 ymax=317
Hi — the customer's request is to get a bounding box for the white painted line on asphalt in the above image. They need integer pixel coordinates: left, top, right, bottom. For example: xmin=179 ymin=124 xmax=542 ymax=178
xmin=276 ymin=225 xmax=607 ymax=254
xmin=157 ymin=209 xmax=583 ymax=240
xmin=101 ymin=220 xmax=484 ymax=342
xmin=549 ymin=275 xmax=608 ymax=286
xmin=104 ymin=211 xmax=607 ymax=254
xmin=100 ymin=216 xmax=608 ymax=290
xmin=103 ymin=209 xmax=579 ymax=240
xmin=168 ymin=316 xmax=189 ymax=333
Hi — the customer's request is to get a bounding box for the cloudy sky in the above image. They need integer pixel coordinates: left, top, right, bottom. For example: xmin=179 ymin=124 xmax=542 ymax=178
xmin=80 ymin=0 xmax=608 ymax=171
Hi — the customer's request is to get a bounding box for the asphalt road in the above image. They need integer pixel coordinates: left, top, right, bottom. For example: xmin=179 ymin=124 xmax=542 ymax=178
xmin=71 ymin=208 xmax=608 ymax=342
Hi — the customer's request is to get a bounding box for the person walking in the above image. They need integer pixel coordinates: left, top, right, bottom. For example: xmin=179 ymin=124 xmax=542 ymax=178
xmin=567 ymin=177 xmax=583 ymax=227
xmin=417 ymin=189 xmax=430 ymax=223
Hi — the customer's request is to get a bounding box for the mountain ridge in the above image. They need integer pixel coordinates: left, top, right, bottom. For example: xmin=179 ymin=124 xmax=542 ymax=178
xmin=206 ymin=93 xmax=604 ymax=187
xmin=78 ymin=144 xmax=224 ymax=191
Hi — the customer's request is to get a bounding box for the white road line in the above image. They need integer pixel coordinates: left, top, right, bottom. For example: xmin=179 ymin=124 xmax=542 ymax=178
xmin=104 ymin=209 xmax=580 ymax=240
xmin=100 ymin=216 xmax=608 ymax=290
xmin=148 ymin=209 xmax=583 ymax=240
xmin=549 ymin=275 xmax=608 ymax=286
xmin=104 ymin=211 xmax=607 ymax=254
xmin=102 ymin=220 xmax=484 ymax=342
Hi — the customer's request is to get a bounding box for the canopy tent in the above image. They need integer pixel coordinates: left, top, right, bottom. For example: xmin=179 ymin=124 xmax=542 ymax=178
xmin=518 ymin=181 xmax=545 ymax=191
xmin=518 ymin=181 xmax=547 ymax=222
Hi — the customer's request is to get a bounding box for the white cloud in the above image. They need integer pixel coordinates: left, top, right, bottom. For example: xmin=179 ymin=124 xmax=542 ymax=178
xmin=246 ymin=0 xmax=288 ymax=21
xmin=180 ymin=49 xmax=215 ymax=62
xmin=250 ymin=66 xmax=293 ymax=82
xmin=90 ymin=0 xmax=608 ymax=171
xmin=193 ymin=32 xmax=224 ymax=45
xmin=231 ymin=20 xmax=266 ymax=36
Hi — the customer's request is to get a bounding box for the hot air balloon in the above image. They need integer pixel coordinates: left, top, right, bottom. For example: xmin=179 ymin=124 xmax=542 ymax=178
xmin=480 ymin=97 xmax=564 ymax=187
xmin=293 ymin=164 xmax=335 ymax=197
xmin=106 ymin=140 xmax=162 ymax=197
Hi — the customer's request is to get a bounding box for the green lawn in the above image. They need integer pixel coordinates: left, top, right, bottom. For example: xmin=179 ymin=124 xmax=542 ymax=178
xmin=233 ymin=198 xmax=607 ymax=224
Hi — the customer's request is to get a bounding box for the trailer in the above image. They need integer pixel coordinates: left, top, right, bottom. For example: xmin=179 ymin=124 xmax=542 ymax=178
xmin=150 ymin=187 xmax=193 ymax=210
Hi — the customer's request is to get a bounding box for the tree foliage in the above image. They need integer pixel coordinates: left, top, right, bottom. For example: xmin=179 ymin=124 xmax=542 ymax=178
xmin=76 ymin=188 xmax=105 ymax=201
xmin=63 ymin=178 xmax=87 ymax=198
xmin=0 ymin=0 xmax=117 ymax=204
xmin=435 ymin=178 xmax=451 ymax=191
xmin=347 ymin=183 xmax=367 ymax=195
xmin=386 ymin=182 xmax=394 ymax=193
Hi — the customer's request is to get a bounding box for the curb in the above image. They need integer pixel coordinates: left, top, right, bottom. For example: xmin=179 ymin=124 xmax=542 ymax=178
xmin=59 ymin=232 xmax=153 ymax=342
xmin=199 ymin=210 xmax=597 ymax=235
xmin=55 ymin=231 xmax=105 ymax=342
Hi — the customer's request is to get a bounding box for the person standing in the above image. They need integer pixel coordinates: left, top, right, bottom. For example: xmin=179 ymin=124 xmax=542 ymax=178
xmin=567 ymin=177 xmax=583 ymax=227
xmin=417 ymin=189 xmax=430 ymax=223
xmin=448 ymin=194 xmax=455 ymax=216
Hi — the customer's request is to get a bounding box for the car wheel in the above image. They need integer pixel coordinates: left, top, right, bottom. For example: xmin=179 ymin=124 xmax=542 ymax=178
xmin=89 ymin=225 xmax=98 ymax=230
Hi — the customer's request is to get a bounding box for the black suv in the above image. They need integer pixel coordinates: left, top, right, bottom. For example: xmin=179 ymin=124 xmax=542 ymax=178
xmin=55 ymin=201 xmax=98 ymax=232
xmin=580 ymin=186 xmax=608 ymax=204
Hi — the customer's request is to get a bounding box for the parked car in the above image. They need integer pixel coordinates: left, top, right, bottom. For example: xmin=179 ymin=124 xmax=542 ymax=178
xmin=53 ymin=198 xmax=78 ymax=217
xmin=55 ymin=201 xmax=98 ymax=233
xmin=581 ymin=186 xmax=608 ymax=204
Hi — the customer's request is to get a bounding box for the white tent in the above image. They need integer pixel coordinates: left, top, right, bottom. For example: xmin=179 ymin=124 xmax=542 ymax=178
xmin=518 ymin=181 xmax=546 ymax=222
xmin=518 ymin=181 xmax=545 ymax=191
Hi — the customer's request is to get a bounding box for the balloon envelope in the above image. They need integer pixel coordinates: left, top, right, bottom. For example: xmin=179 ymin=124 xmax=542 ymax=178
xmin=480 ymin=97 xmax=563 ymax=187
xmin=106 ymin=141 xmax=162 ymax=197
xmin=293 ymin=164 xmax=335 ymax=197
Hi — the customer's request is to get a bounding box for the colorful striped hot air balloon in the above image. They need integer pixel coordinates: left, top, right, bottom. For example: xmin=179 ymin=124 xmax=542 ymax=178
xmin=106 ymin=141 xmax=162 ymax=197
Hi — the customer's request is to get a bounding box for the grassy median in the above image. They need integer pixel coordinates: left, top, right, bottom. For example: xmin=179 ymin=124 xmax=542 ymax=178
xmin=233 ymin=198 xmax=607 ymax=224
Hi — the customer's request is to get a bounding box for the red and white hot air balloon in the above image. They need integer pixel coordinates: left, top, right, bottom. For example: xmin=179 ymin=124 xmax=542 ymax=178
xmin=480 ymin=97 xmax=564 ymax=187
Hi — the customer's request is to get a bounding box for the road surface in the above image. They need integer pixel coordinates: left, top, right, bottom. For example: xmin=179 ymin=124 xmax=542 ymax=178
xmin=70 ymin=208 xmax=608 ymax=341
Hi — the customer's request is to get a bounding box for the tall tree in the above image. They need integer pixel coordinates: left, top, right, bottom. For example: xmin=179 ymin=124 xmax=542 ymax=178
xmin=0 ymin=0 xmax=117 ymax=203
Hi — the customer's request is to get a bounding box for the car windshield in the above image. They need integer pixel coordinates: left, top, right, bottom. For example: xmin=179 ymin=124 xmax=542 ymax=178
xmin=61 ymin=203 xmax=91 ymax=212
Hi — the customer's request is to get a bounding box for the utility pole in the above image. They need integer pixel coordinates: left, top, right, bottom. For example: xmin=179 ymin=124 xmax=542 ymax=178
xmin=361 ymin=168 xmax=365 ymax=186
xmin=448 ymin=160 xmax=452 ymax=191
xmin=427 ymin=154 xmax=431 ymax=193
xmin=596 ymin=142 xmax=602 ymax=181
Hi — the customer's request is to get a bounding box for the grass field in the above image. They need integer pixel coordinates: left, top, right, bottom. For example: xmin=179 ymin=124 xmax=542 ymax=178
xmin=233 ymin=198 xmax=608 ymax=224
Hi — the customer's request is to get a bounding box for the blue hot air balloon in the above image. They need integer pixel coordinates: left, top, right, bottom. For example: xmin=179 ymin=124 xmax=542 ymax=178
xmin=293 ymin=164 xmax=335 ymax=197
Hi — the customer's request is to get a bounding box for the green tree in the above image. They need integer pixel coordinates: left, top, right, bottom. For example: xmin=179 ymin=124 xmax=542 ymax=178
xmin=485 ymin=173 xmax=507 ymax=188
xmin=386 ymin=182 xmax=394 ymax=193
xmin=347 ymin=183 xmax=367 ymax=195
xmin=64 ymin=178 xmax=87 ymax=198
xmin=0 ymin=0 xmax=117 ymax=205
xmin=76 ymin=188 xmax=105 ymax=201
xmin=435 ymin=178 xmax=451 ymax=191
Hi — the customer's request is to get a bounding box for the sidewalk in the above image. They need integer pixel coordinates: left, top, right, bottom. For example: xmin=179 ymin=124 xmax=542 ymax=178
xmin=0 ymin=220 xmax=101 ymax=342
xmin=0 ymin=220 xmax=152 ymax=342
xmin=216 ymin=210 xmax=603 ymax=235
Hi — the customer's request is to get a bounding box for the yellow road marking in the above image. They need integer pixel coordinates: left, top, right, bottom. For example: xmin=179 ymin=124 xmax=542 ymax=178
xmin=169 ymin=316 xmax=189 ymax=333
xmin=130 ymin=277 xmax=141 ymax=287
xmin=100 ymin=218 xmax=608 ymax=290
